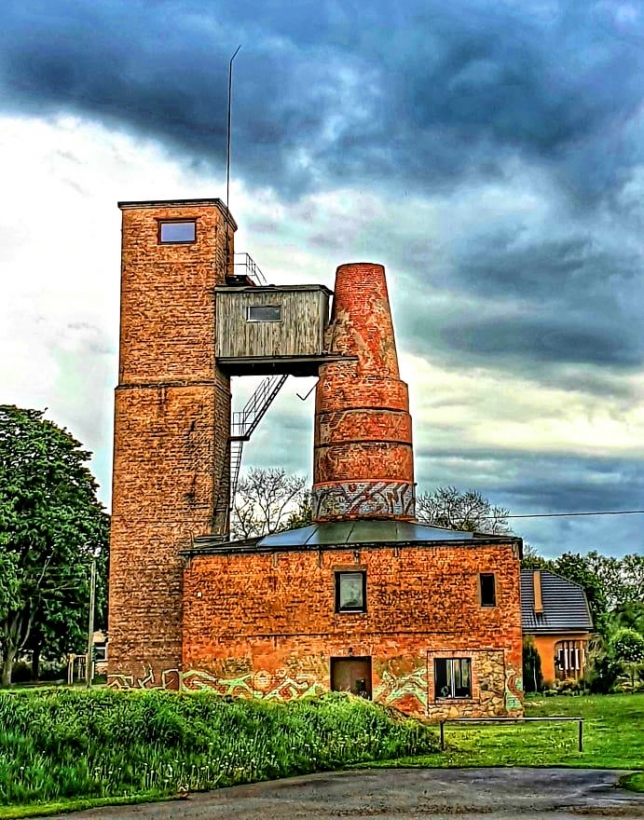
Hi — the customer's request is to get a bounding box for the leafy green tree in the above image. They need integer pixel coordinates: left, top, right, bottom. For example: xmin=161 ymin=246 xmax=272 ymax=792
xmin=611 ymin=601 xmax=644 ymax=635
xmin=0 ymin=406 xmax=109 ymax=685
xmin=522 ymin=636 xmax=543 ymax=693
xmin=616 ymin=554 xmax=644 ymax=607
xmin=611 ymin=627 xmax=644 ymax=692
xmin=550 ymin=553 xmax=609 ymax=632
xmin=284 ymin=493 xmax=313 ymax=530
xmin=416 ymin=486 xmax=512 ymax=534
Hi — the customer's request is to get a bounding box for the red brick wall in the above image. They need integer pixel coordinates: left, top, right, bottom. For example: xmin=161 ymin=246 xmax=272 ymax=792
xmin=313 ymin=263 xmax=415 ymax=520
xmin=108 ymin=200 xmax=234 ymax=688
xmin=181 ymin=542 xmax=524 ymax=717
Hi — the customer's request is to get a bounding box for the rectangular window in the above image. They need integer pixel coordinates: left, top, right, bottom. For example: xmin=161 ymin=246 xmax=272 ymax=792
xmin=246 ymin=305 xmax=282 ymax=322
xmin=434 ymin=658 xmax=471 ymax=699
xmin=335 ymin=571 xmax=366 ymax=613
xmin=480 ymin=573 xmax=496 ymax=607
xmin=159 ymin=220 xmax=196 ymax=244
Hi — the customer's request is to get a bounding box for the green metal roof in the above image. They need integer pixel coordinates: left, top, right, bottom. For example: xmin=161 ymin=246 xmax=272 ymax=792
xmin=258 ymin=519 xmax=479 ymax=547
xmin=187 ymin=519 xmax=519 ymax=556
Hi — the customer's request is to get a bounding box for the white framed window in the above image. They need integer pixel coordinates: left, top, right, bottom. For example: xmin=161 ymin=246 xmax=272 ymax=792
xmin=159 ymin=220 xmax=196 ymax=244
xmin=434 ymin=658 xmax=472 ymax=699
xmin=335 ymin=571 xmax=366 ymax=613
xmin=246 ymin=305 xmax=282 ymax=322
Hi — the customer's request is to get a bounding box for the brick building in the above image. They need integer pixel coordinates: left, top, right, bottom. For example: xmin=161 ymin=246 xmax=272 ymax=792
xmin=108 ymin=198 xmax=524 ymax=717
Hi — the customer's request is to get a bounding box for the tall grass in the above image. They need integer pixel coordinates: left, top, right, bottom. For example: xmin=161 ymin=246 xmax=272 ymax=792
xmin=0 ymin=690 xmax=437 ymax=807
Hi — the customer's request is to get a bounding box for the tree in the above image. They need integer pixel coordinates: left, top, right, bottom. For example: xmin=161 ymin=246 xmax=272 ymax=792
xmin=613 ymin=554 xmax=644 ymax=607
xmin=0 ymin=406 xmax=109 ymax=686
xmin=416 ymin=486 xmax=512 ymax=534
xmin=522 ymin=636 xmax=543 ymax=693
xmin=231 ymin=468 xmax=308 ymax=540
xmin=284 ymin=493 xmax=313 ymax=530
xmin=611 ymin=627 xmax=644 ymax=692
xmin=611 ymin=601 xmax=644 ymax=636
xmin=550 ymin=552 xmax=609 ymax=632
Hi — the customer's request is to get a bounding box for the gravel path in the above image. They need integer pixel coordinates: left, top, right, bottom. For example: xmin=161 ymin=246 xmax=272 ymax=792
xmin=44 ymin=768 xmax=644 ymax=820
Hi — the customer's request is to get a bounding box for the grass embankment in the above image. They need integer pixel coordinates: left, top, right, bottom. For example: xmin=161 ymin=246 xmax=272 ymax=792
xmin=368 ymin=694 xmax=644 ymax=771
xmin=0 ymin=689 xmax=436 ymax=815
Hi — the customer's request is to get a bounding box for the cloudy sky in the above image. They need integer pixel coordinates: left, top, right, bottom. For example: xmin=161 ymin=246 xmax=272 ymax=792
xmin=2 ymin=0 xmax=644 ymax=557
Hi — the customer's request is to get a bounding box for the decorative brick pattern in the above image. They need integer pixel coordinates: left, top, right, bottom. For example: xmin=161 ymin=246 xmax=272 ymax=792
xmin=312 ymin=480 xmax=415 ymax=519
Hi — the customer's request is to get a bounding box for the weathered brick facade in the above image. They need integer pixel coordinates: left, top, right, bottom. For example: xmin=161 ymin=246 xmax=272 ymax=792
xmin=181 ymin=541 xmax=524 ymax=717
xmin=108 ymin=199 xmax=235 ymax=688
xmin=313 ymin=263 xmax=415 ymax=520
xmin=108 ymin=208 xmax=524 ymax=718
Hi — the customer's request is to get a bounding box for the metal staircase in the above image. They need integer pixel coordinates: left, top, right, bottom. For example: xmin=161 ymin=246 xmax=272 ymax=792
xmin=229 ymin=374 xmax=289 ymax=505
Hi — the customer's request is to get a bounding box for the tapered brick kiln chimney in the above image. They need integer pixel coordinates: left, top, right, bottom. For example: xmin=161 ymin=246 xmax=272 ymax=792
xmin=312 ymin=263 xmax=415 ymax=521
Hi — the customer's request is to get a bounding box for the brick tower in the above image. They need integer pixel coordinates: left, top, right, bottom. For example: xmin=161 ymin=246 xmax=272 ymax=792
xmin=108 ymin=199 xmax=235 ymax=688
xmin=312 ymin=262 xmax=415 ymax=521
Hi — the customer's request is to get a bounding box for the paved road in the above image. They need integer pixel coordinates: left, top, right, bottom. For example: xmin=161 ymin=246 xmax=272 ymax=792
xmin=46 ymin=768 xmax=644 ymax=820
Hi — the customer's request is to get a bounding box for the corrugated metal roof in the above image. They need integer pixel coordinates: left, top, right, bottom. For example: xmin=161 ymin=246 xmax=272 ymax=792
xmin=521 ymin=569 xmax=593 ymax=633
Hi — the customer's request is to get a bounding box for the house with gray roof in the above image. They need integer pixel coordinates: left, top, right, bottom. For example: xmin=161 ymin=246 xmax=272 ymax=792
xmin=521 ymin=569 xmax=594 ymax=684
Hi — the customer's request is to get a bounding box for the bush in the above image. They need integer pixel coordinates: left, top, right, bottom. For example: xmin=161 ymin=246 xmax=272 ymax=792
xmin=0 ymin=689 xmax=438 ymax=807
xmin=554 ymin=678 xmax=585 ymax=695
xmin=10 ymin=661 xmax=33 ymax=683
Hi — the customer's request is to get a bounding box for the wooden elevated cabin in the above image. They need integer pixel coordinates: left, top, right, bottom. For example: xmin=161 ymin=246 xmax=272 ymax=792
xmin=215 ymin=284 xmax=333 ymax=376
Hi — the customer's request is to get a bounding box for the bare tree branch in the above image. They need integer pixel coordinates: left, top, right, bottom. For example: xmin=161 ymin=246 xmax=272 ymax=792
xmin=231 ymin=468 xmax=308 ymax=540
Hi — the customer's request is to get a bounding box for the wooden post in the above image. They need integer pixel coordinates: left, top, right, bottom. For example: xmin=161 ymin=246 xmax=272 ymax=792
xmin=86 ymin=560 xmax=96 ymax=688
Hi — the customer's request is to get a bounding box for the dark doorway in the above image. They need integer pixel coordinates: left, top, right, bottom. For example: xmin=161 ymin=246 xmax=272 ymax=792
xmin=330 ymin=656 xmax=372 ymax=699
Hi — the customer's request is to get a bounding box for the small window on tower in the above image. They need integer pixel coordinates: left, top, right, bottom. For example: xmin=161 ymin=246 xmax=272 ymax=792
xmin=159 ymin=220 xmax=196 ymax=244
xmin=480 ymin=573 xmax=496 ymax=607
xmin=247 ymin=305 xmax=282 ymax=322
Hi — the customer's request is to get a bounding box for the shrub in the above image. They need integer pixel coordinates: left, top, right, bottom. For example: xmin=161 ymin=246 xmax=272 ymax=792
xmin=10 ymin=661 xmax=32 ymax=684
xmin=0 ymin=689 xmax=438 ymax=807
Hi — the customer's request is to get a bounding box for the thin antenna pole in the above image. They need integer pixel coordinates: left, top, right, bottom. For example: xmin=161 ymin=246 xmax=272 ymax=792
xmin=226 ymin=45 xmax=241 ymax=210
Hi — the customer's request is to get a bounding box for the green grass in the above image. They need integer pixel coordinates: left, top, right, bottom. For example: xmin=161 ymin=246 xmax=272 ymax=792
xmin=1 ymin=691 xmax=642 ymax=818
xmin=620 ymin=772 xmax=644 ymax=793
xmin=366 ymin=693 xmax=644 ymax=771
xmin=0 ymin=689 xmax=436 ymax=812
xmin=0 ymin=793 xmax=166 ymax=819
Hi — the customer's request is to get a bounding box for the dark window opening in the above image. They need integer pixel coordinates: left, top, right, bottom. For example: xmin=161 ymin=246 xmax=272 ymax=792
xmin=335 ymin=571 xmax=366 ymax=613
xmin=246 ymin=305 xmax=282 ymax=322
xmin=159 ymin=220 xmax=196 ymax=244
xmin=435 ymin=658 xmax=471 ymax=699
xmin=480 ymin=573 xmax=496 ymax=607
xmin=330 ymin=657 xmax=372 ymax=698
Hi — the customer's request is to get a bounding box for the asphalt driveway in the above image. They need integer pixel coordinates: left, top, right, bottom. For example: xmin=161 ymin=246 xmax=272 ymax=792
xmin=45 ymin=768 xmax=644 ymax=820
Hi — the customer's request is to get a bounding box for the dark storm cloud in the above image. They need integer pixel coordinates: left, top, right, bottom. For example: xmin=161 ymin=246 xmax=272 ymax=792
xmin=414 ymin=448 xmax=644 ymax=555
xmin=390 ymin=223 xmax=644 ymax=376
xmin=3 ymin=0 xmax=644 ymax=199
xmin=416 ymin=447 xmax=644 ymax=513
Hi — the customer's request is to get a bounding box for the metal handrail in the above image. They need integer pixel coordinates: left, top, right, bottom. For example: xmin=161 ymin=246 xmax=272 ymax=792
xmin=233 ymin=252 xmax=267 ymax=286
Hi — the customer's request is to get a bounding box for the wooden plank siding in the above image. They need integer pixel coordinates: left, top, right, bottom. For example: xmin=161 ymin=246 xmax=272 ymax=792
xmin=215 ymin=286 xmax=330 ymax=359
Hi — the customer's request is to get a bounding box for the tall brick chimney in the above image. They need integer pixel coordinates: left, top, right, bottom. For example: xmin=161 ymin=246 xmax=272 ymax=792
xmin=312 ymin=263 xmax=415 ymax=521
